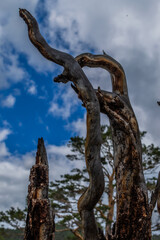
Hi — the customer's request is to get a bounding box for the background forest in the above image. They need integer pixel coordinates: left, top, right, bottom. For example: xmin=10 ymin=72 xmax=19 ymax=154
xmin=1 ymin=126 xmax=160 ymax=238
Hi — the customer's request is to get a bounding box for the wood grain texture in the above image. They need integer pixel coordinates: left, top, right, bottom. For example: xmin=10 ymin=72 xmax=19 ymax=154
xmin=24 ymin=138 xmax=54 ymax=240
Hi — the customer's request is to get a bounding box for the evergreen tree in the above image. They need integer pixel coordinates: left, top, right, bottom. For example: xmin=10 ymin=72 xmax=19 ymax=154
xmin=49 ymin=127 xmax=160 ymax=238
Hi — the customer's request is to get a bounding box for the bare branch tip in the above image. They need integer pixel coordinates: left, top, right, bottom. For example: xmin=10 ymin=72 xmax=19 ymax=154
xmin=19 ymin=8 xmax=27 ymax=16
xmin=19 ymin=8 xmax=34 ymax=26
xmin=19 ymin=8 xmax=29 ymax=22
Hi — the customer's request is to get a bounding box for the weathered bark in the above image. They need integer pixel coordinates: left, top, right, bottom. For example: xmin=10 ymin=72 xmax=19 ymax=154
xmin=105 ymin=169 xmax=115 ymax=239
xmin=76 ymin=53 xmax=152 ymax=239
xmin=19 ymin=9 xmax=104 ymax=240
xmin=96 ymin=168 xmax=115 ymax=239
xmin=24 ymin=138 xmax=54 ymax=240
xmin=19 ymin=9 xmax=160 ymax=240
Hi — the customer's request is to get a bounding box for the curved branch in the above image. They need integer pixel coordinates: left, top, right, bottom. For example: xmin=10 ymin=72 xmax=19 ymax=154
xmin=19 ymin=9 xmax=74 ymax=69
xmin=19 ymin=9 xmax=104 ymax=240
xmin=75 ymin=52 xmax=128 ymax=97
xmin=71 ymin=227 xmax=83 ymax=240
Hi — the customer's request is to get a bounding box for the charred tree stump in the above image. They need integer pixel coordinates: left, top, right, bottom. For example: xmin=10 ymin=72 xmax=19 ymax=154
xmin=24 ymin=138 xmax=54 ymax=240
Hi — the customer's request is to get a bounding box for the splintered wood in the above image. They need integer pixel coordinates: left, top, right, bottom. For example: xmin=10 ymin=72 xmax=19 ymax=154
xmin=24 ymin=138 xmax=54 ymax=240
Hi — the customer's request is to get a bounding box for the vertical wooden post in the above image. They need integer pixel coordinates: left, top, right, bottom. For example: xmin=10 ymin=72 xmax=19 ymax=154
xmin=24 ymin=138 xmax=54 ymax=240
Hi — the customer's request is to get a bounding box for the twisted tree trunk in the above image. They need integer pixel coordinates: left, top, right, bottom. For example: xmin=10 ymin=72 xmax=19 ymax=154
xmin=19 ymin=9 xmax=160 ymax=240
xmin=75 ymin=53 xmax=153 ymax=239
xmin=19 ymin=9 xmax=104 ymax=240
xmin=24 ymin=138 xmax=54 ymax=240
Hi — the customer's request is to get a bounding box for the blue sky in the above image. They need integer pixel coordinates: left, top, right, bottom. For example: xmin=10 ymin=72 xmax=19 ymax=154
xmin=0 ymin=0 xmax=160 ymax=221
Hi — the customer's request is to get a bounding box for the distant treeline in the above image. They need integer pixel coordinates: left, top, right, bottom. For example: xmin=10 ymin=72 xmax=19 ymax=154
xmin=0 ymin=227 xmax=76 ymax=240
xmin=0 ymin=228 xmax=159 ymax=240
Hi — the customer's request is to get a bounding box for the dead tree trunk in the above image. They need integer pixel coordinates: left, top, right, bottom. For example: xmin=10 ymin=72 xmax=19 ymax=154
xmin=24 ymin=138 xmax=54 ymax=240
xmin=75 ymin=53 xmax=159 ymax=239
xmin=75 ymin=53 xmax=151 ymax=239
xmin=19 ymin=9 xmax=105 ymax=240
xmin=19 ymin=9 xmax=160 ymax=240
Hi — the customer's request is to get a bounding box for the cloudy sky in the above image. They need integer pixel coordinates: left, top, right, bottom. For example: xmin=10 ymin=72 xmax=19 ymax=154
xmin=0 ymin=0 xmax=160 ymax=217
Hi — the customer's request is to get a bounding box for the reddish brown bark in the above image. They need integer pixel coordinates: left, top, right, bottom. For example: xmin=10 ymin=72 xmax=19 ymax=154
xmin=24 ymin=138 xmax=54 ymax=240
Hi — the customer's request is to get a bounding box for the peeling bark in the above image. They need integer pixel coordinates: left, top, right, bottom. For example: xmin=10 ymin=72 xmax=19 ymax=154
xmin=19 ymin=9 xmax=104 ymax=240
xmin=24 ymin=138 xmax=54 ymax=240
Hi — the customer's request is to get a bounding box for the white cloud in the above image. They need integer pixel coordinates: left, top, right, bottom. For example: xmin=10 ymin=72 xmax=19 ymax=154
xmin=0 ymin=162 xmax=28 ymax=181
xmin=0 ymin=0 xmax=54 ymax=92
xmin=47 ymin=144 xmax=71 ymax=156
xmin=0 ymin=161 xmax=29 ymax=210
xmin=45 ymin=0 xmax=160 ymax=60
xmin=49 ymin=86 xmax=80 ymax=119
xmin=1 ymin=94 xmax=16 ymax=108
xmin=28 ymin=85 xmax=37 ymax=95
xmin=0 ymin=128 xmax=11 ymax=157
xmin=22 ymin=152 xmax=35 ymax=170
xmin=0 ymin=142 xmax=10 ymax=157
xmin=67 ymin=114 xmax=86 ymax=137
xmin=0 ymin=0 xmax=55 ymax=73
xmin=0 ymin=54 xmax=25 ymax=90
xmin=67 ymin=112 xmax=110 ymax=138
xmin=47 ymin=143 xmax=86 ymax=182
xmin=0 ymin=128 xmax=11 ymax=142
xmin=26 ymin=81 xmax=37 ymax=95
